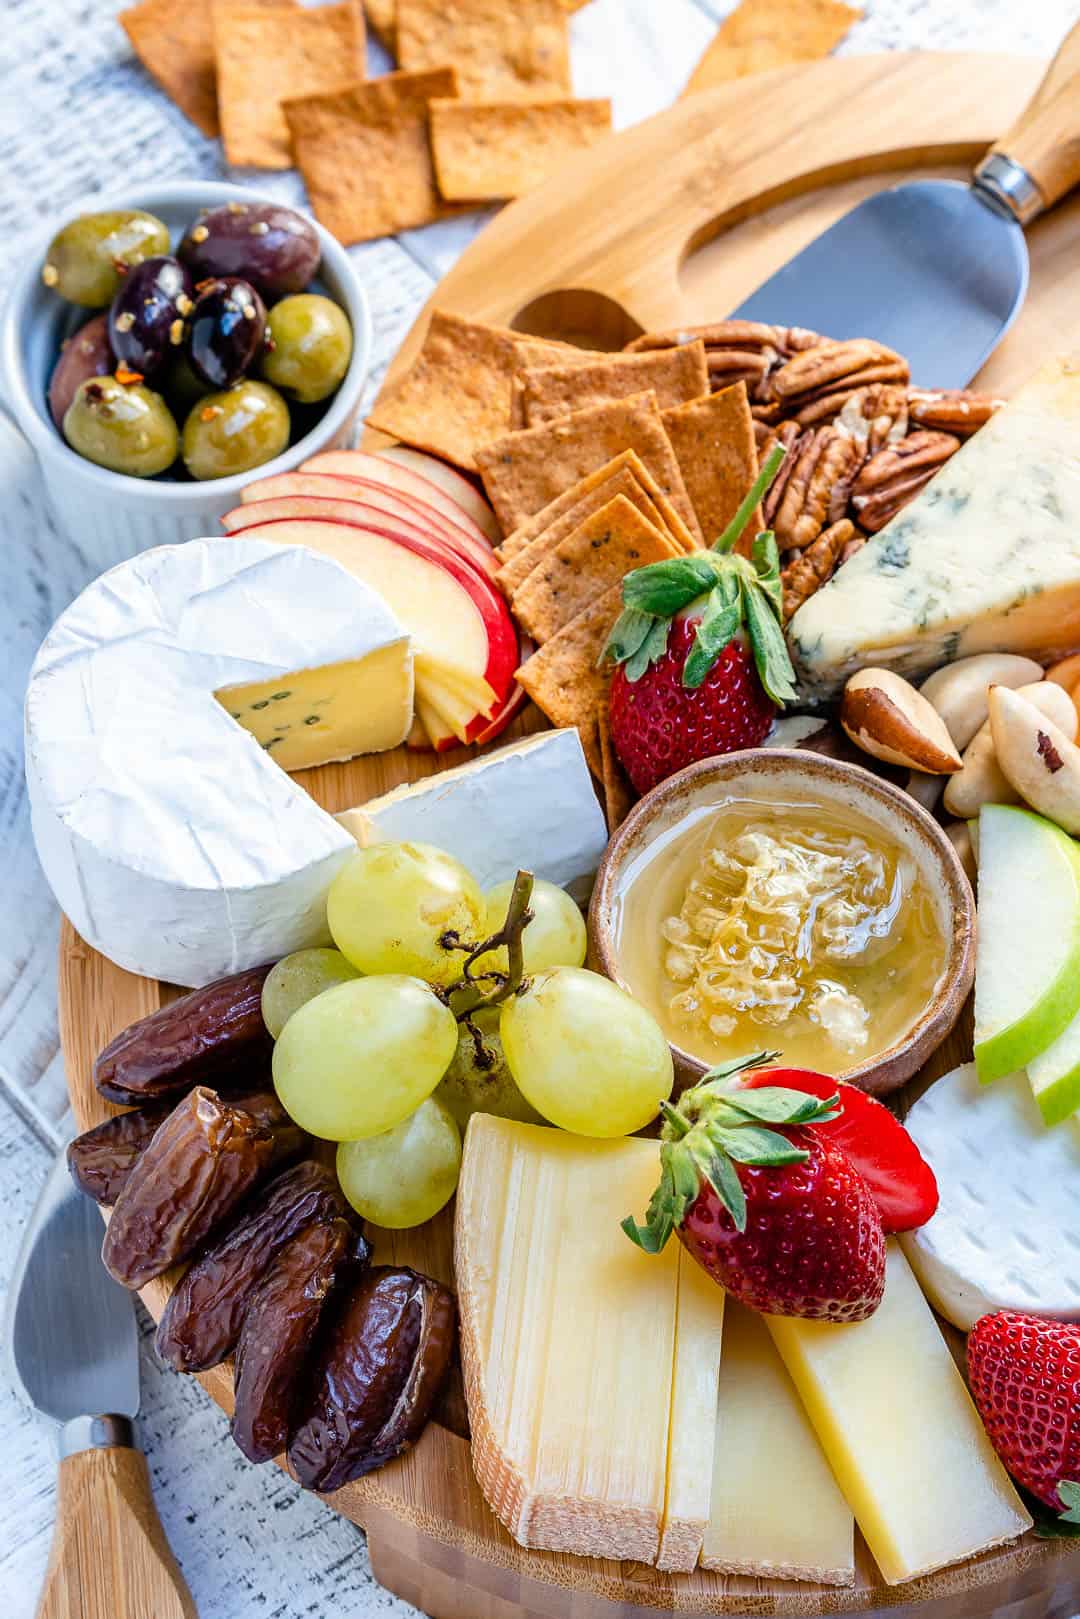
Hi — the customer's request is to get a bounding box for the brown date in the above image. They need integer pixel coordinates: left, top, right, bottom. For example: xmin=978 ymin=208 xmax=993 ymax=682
xmin=68 ymin=1088 xmax=308 ymax=1208
xmin=102 ymin=1088 xmax=274 ymax=1289
xmin=94 ymin=965 xmax=273 ymax=1105
xmin=288 ymin=1266 xmax=455 ymax=1492
xmin=232 ymin=1217 xmax=356 ymax=1464
xmin=155 ymin=1160 xmax=354 ymax=1372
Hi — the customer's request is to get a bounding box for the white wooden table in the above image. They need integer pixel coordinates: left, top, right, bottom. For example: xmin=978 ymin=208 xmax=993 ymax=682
xmin=1 ymin=1 xmax=1076 ymax=1614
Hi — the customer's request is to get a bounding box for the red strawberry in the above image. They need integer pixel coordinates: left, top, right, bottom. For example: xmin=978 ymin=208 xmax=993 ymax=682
xmin=735 ymin=1060 xmax=939 ymax=1234
xmin=603 ymin=443 xmax=796 ymax=797
xmin=968 ymin=1312 xmax=1080 ymax=1514
xmin=609 ymin=621 xmax=776 ymax=795
xmin=623 ymin=1055 xmax=886 ymax=1322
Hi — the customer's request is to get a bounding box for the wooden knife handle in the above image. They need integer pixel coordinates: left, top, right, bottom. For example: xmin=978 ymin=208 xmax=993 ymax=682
xmin=36 ymin=1425 xmax=196 ymax=1619
xmin=984 ymin=19 xmax=1080 ymax=216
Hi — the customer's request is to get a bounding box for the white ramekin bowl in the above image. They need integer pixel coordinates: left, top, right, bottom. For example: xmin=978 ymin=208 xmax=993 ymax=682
xmin=0 ymin=180 xmax=371 ymax=565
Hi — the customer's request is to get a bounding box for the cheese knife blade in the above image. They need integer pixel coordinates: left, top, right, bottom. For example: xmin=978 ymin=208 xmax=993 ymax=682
xmin=731 ymin=22 xmax=1080 ymax=387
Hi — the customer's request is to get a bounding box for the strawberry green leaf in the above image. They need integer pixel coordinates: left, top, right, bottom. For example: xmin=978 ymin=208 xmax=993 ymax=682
xmin=600 ymin=605 xmax=658 ymax=667
xmin=720 ymin=1087 xmax=841 ymax=1126
xmin=625 ymin=616 xmax=672 ymax=683
xmin=693 ymin=1141 xmax=747 ymax=1232
xmin=742 ymin=577 xmax=798 ymax=706
xmin=751 ymin=529 xmax=784 ymax=619
xmin=698 ymin=1052 xmax=782 ymax=1087
xmin=1058 ymin=1481 xmax=1080 ymax=1524
xmin=621 ymin=555 xmax=719 ymax=617
xmin=711 ymin=443 xmax=786 ymax=555
xmin=711 ymin=1124 xmax=811 ymax=1166
xmin=682 ymin=582 xmax=742 ymax=689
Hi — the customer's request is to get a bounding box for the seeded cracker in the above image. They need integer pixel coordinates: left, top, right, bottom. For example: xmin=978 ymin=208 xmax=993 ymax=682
xmin=497 ymin=448 xmax=698 ymax=563
xmin=520 ymin=342 xmax=709 ymax=429
xmin=662 ymin=383 xmax=762 ymax=549
xmin=509 ymin=338 xmax=604 ymax=429
xmin=476 ymin=392 xmax=702 ymax=542
xmin=285 ymin=70 xmax=459 ymax=245
xmin=515 ymin=585 xmax=622 ymax=777
xmin=597 ymin=707 xmax=635 ymax=833
xmin=430 ymin=99 xmax=612 ymax=202
xmin=215 ymin=2 xmax=365 ymax=169
xmin=367 ymin=312 xmax=584 ymax=473
xmin=684 ymin=0 xmax=859 ymax=95
xmin=396 ymin=0 xmax=572 ymax=102
xmin=496 ymin=463 xmax=690 ymax=596
xmin=510 ymin=494 xmax=679 ymax=644
xmin=120 ymin=0 xmax=295 ymax=139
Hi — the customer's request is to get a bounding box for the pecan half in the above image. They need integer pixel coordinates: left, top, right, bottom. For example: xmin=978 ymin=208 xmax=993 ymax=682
xmin=851 ymin=430 xmax=960 ymax=533
xmin=772 ymin=339 xmax=909 ymax=408
xmin=838 ymin=384 xmax=909 ymax=453
xmin=782 ymin=519 xmax=856 ymax=619
xmin=771 ymin=425 xmax=865 ymax=550
xmin=907 ymin=388 xmax=1004 ymax=439
xmin=761 ymin=421 xmax=805 ymax=524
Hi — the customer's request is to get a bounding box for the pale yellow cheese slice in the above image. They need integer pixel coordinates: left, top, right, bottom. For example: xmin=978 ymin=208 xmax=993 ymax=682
xmin=215 ymin=642 xmax=413 ymax=772
xmin=765 ymin=1242 xmax=1032 ymax=1586
xmin=701 ymin=1302 xmax=854 ymax=1584
xmin=656 ymin=1250 xmax=725 ymax=1573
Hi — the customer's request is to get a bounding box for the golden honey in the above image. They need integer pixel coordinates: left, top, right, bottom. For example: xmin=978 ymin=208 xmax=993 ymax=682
xmin=615 ymin=796 xmax=946 ymax=1073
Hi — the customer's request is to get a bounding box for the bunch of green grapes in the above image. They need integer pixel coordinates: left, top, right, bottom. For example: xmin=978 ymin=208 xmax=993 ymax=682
xmin=266 ymin=842 xmax=673 ymax=1228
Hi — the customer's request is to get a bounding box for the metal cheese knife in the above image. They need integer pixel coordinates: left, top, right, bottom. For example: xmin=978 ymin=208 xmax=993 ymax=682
xmin=732 ymin=21 xmax=1080 ymax=386
xmin=5 ymin=1151 xmax=196 ymax=1619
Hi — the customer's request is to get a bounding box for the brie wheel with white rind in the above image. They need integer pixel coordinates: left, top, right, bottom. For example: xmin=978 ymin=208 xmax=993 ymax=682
xmin=336 ymin=729 xmax=609 ymax=903
xmin=902 ymin=1063 xmax=1080 ymax=1331
xmin=26 ymin=538 xmax=412 ymax=987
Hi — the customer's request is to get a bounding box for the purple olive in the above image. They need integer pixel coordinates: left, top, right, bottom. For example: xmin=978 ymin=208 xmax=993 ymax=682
xmin=48 ymin=313 xmax=114 ymax=428
xmin=108 ymin=257 xmax=192 ymax=380
xmin=179 ymin=204 xmax=320 ymax=302
xmin=186 ymin=277 xmax=267 ymax=390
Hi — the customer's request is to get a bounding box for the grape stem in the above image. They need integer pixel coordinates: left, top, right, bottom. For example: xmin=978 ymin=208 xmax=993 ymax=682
xmin=447 ymin=870 xmax=535 ymax=1021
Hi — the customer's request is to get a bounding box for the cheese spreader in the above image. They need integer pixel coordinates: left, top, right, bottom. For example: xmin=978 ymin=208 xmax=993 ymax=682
xmin=731 ymin=20 xmax=1080 ymax=386
xmin=5 ymin=1150 xmax=196 ymax=1619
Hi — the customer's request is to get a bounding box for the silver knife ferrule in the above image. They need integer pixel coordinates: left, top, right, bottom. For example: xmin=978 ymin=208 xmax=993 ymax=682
xmin=59 ymin=1413 xmax=137 ymax=1458
xmin=973 ymin=152 xmax=1044 ymax=225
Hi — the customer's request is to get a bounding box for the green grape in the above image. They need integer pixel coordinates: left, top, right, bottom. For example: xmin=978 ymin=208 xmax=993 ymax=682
xmin=261 ymin=947 xmax=361 ymax=1039
xmin=435 ymin=1006 xmax=545 ymax=1131
xmin=500 ymin=967 xmax=673 ymax=1137
xmin=327 ymin=841 xmax=485 ymax=986
xmin=473 ymin=879 xmax=587 ymax=979
xmin=272 ymin=975 xmax=457 ymax=1140
xmin=336 ymin=1097 xmax=461 ymax=1228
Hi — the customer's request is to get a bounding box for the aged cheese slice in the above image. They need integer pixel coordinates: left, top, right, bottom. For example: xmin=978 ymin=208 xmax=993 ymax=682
xmin=789 ymin=354 xmax=1080 ymax=697
xmin=25 ymin=538 xmax=411 ymax=987
xmin=701 ymin=1302 xmax=854 ymax=1585
xmin=656 ymin=1250 xmax=725 ymax=1573
xmin=337 ymin=729 xmax=608 ymax=901
xmin=455 ymin=1115 xmax=680 ymax=1563
xmin=902 ymin=1064 xmax=1080 ymax=1330
xmin=766 ymin=1243 xmax=1032 ymax=1586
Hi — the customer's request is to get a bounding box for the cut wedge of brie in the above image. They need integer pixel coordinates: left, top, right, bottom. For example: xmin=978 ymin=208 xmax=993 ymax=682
xmin=26 ymin=538 xmax=412 ymax=986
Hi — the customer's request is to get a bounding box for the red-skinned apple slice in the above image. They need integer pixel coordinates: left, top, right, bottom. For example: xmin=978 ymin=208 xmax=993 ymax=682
xmin=377 ymin=446 xmax=501 ymax=545
xmin=302 ymin=450 xmax=499 ymax=562
xmin=232 ymin=475 xmax=498 ymax=580
xmin=416 ymin=693 xmax=465 ymax=753
xmin=231 ymin=515 xmax=519 ymax=705
xmin=473 ymin=638 xmax=534 ymax=746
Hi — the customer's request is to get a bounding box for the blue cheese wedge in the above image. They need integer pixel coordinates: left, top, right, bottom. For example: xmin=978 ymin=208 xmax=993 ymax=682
xmin=336 ymin=729 xmax=608 ymax=902
xmin=25 ymin=538 xmax=412 ymax=987
xmin=901 ymin=1063 xmax=1080 ymax=1330
xmin=789 ymin=354 xmax=1080 ymax=697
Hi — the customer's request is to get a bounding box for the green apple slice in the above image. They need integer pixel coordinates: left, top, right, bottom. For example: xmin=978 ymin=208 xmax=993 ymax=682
xmin=974 ymin=804 xmax=1080 ymax=1084
xmin=1027 ymin=1007 xmax=1080 ymax=1125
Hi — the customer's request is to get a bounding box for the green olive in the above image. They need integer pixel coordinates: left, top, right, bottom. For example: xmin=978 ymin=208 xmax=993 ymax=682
xmin=260 ymin=294 xmax=352 ymax=404
xmin=182 ymin=380 xmax=290 ymax=481
xmin=42 ymin=210 xmax=171 ymax=308
xmin=63 ymin=377 xmax=179 ymax=477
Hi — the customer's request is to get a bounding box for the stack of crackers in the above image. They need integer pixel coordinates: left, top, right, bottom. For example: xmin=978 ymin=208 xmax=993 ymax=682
xmin=369 ymin=309 xmax=763 ymax=828
xmin=120 ymin=0 xmax=612 ymax=242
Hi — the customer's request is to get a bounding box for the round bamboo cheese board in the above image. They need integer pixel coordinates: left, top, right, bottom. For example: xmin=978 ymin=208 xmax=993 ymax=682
xmin=61 ymin=48 xmax=1080 ymax=1619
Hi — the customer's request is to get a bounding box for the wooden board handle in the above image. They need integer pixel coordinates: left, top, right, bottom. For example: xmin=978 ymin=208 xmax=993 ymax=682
xmin=985 ymin=20 xmax=1080 ymax=215
xmin=36 ymin=1445 xmax=197 ymax=1619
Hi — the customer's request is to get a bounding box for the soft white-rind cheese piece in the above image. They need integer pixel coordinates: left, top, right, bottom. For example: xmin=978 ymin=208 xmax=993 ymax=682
xmin=336 ymin=729 xmax=609 ymax=902
xmin=901 ymin=1063 xmax=1080 ymax=1330
xmin=789 ymin=354 xmax=1080 ymax=697
xmin=26 ymin=538 xmax=411 ymax=987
